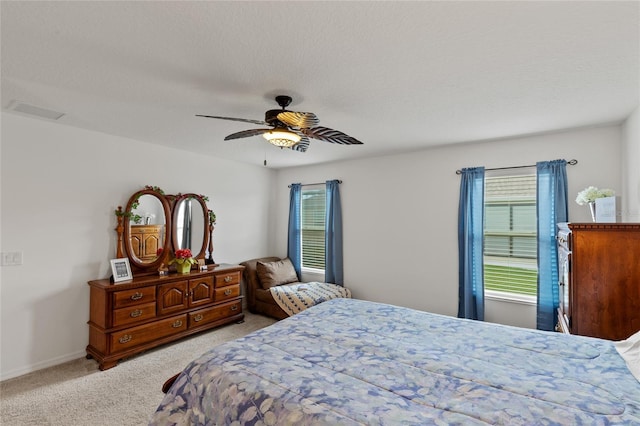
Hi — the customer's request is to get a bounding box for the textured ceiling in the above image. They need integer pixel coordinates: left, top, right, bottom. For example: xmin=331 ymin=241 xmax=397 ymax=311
xmin=2 ymin=1 xmax=638 ymax=169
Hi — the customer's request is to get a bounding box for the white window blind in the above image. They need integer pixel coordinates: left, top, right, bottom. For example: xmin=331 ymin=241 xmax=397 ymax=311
xmin=301 ymin=188 xmax=325 ymax=270
xmin=484 ymin=173 xmax=538 ymax=297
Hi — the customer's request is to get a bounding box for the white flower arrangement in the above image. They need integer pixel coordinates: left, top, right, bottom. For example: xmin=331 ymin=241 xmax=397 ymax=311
xmin=575 ymin=186 xmax=615 ymax=205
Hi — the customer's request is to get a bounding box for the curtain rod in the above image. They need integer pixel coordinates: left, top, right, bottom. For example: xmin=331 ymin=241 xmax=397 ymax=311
xmin=288 ymin=180 xmax=342 ymax=188
xmin=455 ymin=159 xmax=577 ymax=175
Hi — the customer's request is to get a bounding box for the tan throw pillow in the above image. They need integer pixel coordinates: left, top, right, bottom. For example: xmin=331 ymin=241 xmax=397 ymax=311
xmin=256 ymin=258 xmax=299 ymax=289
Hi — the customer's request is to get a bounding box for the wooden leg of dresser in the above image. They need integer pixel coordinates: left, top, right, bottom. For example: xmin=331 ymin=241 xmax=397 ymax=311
xmin=99 ymin=360 xmax=119 ymax=371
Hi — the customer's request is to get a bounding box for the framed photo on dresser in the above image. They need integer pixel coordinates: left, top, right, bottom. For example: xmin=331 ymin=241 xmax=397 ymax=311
xmin=110 ymin=258 xmax=133 ymax=283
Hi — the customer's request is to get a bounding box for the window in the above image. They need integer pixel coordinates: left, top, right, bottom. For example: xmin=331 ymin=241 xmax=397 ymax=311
xmin=301 ymin=187 xmax=325 ymax=270
xmin=484 ymin=173 xmax=537 ymax=300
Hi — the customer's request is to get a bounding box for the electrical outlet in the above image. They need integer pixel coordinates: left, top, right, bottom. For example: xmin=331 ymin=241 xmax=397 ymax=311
xmin=1 ymin=251 xmax=23 ymax=266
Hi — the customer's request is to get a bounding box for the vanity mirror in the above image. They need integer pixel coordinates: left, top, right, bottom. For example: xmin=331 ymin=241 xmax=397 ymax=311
xmin=115 ymin=186 xmax=215 ymax=276
xmin=173 ymin=194 xmax=208 ymax=261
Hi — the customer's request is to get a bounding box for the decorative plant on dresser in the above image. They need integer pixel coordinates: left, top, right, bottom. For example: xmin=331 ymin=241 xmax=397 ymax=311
xmin=86 ymin=186 xmax=244 ymax=370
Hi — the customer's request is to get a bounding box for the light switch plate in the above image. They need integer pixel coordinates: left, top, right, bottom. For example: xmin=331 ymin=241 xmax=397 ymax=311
xmin=1 ymin=251 xmax=23 ymax=266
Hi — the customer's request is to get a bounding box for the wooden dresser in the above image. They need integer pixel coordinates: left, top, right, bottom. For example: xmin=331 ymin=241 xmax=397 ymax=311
xmin=556 ymin=223 xmax=640 ymax=340
xmin=129 ymin=224 xmax=164 ymax=261
xmin=87 ymin=264 xmax=244 ymax=370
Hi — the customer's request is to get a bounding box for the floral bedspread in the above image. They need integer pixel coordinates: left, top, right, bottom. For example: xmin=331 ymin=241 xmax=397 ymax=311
xmin=149 ymin=298 xmax=640 ymax=425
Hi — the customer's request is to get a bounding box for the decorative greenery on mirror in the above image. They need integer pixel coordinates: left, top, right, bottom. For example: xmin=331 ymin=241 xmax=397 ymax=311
xmin=115 ymin=186 xmax=217 ymax=276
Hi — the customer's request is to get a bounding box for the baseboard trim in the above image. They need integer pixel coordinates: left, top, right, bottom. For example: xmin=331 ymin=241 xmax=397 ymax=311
xmin=1 ymin=350 xmax=86 ymax=382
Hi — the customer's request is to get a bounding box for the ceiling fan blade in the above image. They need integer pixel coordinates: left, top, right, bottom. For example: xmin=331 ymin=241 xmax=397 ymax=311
xmin=277 ymin=111 xmax=320 ymax=128
xmin=224 ymin=128 xmax=271 ymax=140
xmin=196 ymin=115 xmax=268 ymax=126
xmin=290 ymin=137 xmax=310 ymax=152
xmin=301 ymin=126 xmax=363 ymax=145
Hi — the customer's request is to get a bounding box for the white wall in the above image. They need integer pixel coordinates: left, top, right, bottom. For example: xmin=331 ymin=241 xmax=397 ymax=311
xmin=621 ymin=106 xmax=640 ymax=222
xmin=0 ymin=112 xmax=276 ymax=380
xmin=274 ymin=125 xmax=623 ymax=327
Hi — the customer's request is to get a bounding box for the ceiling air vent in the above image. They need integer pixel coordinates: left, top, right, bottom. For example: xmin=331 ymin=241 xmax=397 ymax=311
xmin=6 ymin=100 xmax=65 ymax=120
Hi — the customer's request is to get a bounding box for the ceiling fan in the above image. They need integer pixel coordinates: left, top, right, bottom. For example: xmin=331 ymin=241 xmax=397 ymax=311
xmin=196 ymin=95 xmax=363 ymax=152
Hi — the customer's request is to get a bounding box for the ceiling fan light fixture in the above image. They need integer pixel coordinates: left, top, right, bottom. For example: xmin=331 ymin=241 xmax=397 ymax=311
xmin=263 ymin=128 xmax=301 ymax=147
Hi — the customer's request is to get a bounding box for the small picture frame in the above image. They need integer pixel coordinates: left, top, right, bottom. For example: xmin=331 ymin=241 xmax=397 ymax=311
xmin=110 ymin=258 xmax=133 ymax=283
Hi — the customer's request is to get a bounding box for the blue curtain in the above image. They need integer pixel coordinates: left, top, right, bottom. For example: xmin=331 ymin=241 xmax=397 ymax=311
xmin=325 ymin=180 xmax=343 ymax=285
xmin=536 ymin=160 xmax=568 ymax=331
xmin=458 ymin=167 xmax=485 ymax=320
xmin=287 ymin=183 xmax=302 ymax=280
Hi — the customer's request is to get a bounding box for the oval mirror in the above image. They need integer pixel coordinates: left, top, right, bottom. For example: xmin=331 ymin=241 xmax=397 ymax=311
xmin=172 ymin=194 xmax=209 ymax=260
xmin=123 ymin=189 xmax=171 ymax=270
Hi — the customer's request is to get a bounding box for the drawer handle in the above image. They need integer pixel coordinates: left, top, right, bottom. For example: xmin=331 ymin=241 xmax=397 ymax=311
xmin=224 ymin=289 xmax=232 ymax=296
xmin=119 ymin=334 xmax=132 ymax=344
xmin=130 ymin=309 xmax=143 ymax=318
xmin=130 ymin=292 xmax=143 ymax=301
xmin=172 ymin=320 xmax=183 ymax=328
xmin=230 ymin=305 xmax=238 ymax=311
xmin=193 ymin=314 xmax=204 ymax=322
xmin=224 ymin=276 xmax=233 ymax=283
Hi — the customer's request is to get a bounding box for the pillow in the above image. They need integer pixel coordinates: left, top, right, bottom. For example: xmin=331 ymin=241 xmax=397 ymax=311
xmin=615 ymin=330 xmax=640 ymax=383
xmin=256 ymin=258 xmax=299 ymax=289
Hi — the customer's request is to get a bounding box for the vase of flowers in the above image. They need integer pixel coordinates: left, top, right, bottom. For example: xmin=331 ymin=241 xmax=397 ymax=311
xmin=575 ymin=186 xmax=615 ymax=222
xmin=170 ymin=249 xmax=196 ymax=274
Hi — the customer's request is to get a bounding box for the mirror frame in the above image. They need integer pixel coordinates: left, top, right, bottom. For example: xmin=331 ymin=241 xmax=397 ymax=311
xmin=115 ymin=186 xmax=215 ymax=276
xmin=117 ymin=187 xmax=172 ymax=274
xmin=171 ymin=193 xmax=210 ymax=263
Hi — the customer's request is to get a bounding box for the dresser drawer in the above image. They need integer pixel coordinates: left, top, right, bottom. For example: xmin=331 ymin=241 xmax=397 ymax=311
xmin=132 ymin=225 xmax=162 ymax=234
xmin=113 ymin=287 xmax=156 ymax=309
xmin=110 ymin=314 xmax=187 ymax=352
xmin=189 ymin=300 xmax=242 ymax=328
xmin=112 ymin=302 xmax=156 ymax=328
xmin=215 ymin=271 xmax=241 ymax=287
xmin=214 ymin=283 xmax=240 ymax=302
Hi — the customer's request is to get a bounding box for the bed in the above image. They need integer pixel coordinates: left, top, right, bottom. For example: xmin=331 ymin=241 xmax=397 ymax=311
xmin=150 ymin=298 xmax=640 ymax=425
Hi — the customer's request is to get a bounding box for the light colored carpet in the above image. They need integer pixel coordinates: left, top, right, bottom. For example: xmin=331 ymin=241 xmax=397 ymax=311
xmin=0 ymin=312 xmax=277 ymax=426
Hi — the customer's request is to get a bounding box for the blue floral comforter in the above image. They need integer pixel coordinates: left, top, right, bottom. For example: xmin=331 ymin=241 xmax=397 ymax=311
xmin=150 ymin=298 xmax=640 ymax=425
